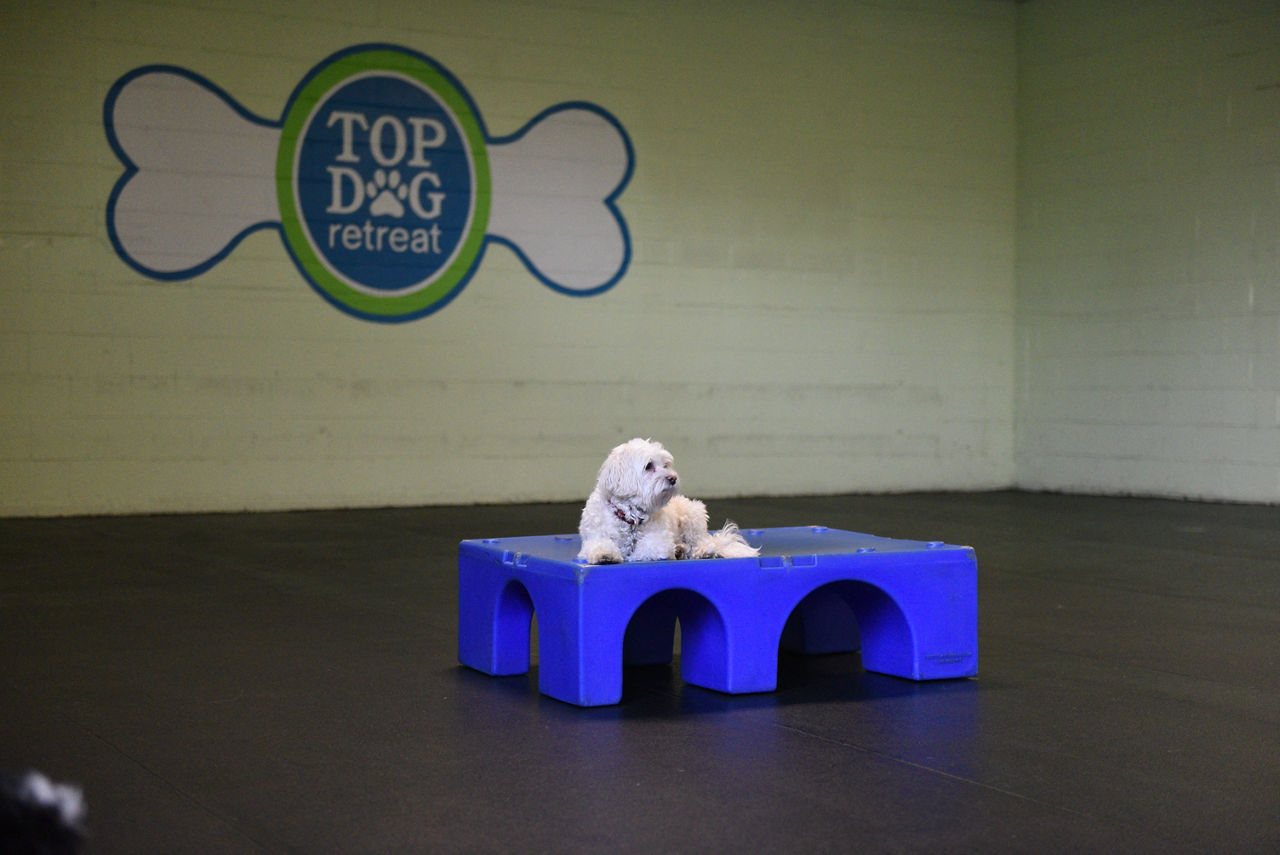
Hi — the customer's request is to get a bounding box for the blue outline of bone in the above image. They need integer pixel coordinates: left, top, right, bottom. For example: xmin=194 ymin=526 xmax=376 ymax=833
xmin=103 ymin=64 xmax=280 ymax=282
xmin=102 ymin=44 xmax=635 ymax=319
xmin=485 ymin=101 xmax=635 ymax=298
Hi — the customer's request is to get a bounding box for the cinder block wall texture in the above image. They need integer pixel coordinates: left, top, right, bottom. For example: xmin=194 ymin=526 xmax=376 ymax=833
xmin=2 ymin=1 xmax=1275 ymax=516
xmin=1016 ymin=0 xmax=1280 ymax=503
xmin=1 ymin=0 xmax=1017 ymax=515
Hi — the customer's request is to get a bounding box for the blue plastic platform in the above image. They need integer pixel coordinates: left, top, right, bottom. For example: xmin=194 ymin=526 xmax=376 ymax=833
xmin=457 ymin=526 xmax=977 ymax=707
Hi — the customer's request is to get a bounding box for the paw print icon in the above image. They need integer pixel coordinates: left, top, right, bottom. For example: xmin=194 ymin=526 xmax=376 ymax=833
xmin=367 ymin=169 xmax=408 ymax=217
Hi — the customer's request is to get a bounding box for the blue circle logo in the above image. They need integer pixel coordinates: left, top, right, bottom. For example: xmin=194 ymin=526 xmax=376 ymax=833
xmin=294 ymin=73 xmax=474 ymax=293
xmin=277 ymin=48 xmax=491 ymax=321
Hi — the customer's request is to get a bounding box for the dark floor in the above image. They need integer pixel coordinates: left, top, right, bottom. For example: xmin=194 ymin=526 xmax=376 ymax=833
xmin=2 ymin=491 xmax=1278 ymax=854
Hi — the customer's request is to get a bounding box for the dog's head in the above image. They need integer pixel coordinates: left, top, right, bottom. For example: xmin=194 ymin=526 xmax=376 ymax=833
xmin=595 ymin=437 xmax=679 ymax=514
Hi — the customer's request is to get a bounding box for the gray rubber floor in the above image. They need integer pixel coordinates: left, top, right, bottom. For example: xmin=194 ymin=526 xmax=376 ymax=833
xmin=3 ymin=491 xmax=1278 ymax=853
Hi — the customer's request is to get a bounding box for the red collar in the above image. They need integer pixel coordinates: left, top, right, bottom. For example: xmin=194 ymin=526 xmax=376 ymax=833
xmin=610 ymin=502 xmax=645 ymax=527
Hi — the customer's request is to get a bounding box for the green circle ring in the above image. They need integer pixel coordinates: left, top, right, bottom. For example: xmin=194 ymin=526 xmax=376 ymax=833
xmin=276 ymin=46 xmax=491 ymax=321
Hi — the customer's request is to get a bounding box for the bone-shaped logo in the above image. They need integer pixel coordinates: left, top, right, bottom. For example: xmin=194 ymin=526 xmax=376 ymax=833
xmin=104 ymin=44 xmax=634 ymax=322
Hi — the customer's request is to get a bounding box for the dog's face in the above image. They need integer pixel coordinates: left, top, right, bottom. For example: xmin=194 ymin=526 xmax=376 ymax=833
xmin=596 ymin=437 xmax=679 ymax=513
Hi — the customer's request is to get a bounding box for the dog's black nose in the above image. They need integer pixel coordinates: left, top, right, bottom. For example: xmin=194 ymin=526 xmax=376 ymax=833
xmin=666 ymin=475 xmax=678 ymax=486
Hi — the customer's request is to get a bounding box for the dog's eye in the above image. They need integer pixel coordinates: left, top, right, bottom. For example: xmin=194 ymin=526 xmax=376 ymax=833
xmin=644 ymin=461 xmax=655 ymax=472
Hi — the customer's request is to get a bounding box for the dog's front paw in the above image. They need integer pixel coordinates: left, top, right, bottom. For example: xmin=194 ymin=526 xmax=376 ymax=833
xmin=582 ymin=540 xmax=624 ymax=565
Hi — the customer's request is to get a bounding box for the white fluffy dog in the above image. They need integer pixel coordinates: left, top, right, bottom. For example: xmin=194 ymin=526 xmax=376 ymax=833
xmin=577 ymin=438 xmax=759 ymax=564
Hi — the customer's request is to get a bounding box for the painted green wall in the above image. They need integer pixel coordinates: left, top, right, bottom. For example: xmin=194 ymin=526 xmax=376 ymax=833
xmin=1017 ymin=0 xmax=1280 ymax=503
xmin=2 ymin=0 xmax=1018 ymax=514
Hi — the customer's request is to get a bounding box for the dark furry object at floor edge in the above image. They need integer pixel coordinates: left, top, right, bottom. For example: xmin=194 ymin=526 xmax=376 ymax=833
xmin=0 ymin=771 xmax=86 ymax=855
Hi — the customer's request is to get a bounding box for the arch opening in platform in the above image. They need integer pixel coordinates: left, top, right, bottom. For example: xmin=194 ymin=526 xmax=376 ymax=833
xmin=623 ymin=588 xmax=727 ymax=688
xmin=780 ymin=580 xmax=913 ymax=678
xmin=493 ymin=578 xmax=536 ymax=674
xmin=782 ymin=583 xmax=861 ymax=655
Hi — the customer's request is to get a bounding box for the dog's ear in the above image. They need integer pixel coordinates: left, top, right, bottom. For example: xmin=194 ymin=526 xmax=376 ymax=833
xmin=598 ymin=442 xmax=642 ymax=499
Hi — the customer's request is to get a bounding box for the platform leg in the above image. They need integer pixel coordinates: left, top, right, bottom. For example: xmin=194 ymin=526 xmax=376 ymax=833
xmin=458 ymin=565 xmax=533 ymax=676
xmin=534 ymin=585 xmax=626 ymax=707
xmin=841 ymin=584 xmax=917 ymax=679
xmin=675 ymin=602 xmax=779 ymax=695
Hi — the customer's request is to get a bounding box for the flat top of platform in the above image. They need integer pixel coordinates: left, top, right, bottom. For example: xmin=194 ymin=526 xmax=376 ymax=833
xmin=461 ymin=525 xmax=972 ymax=568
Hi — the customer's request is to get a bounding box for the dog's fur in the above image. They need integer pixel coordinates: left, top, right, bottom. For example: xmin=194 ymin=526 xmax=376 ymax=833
xmin=0 ymin=770 xmax=85 ymax=855
xmin=577 ymin=438 xmax=759 ymax=564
